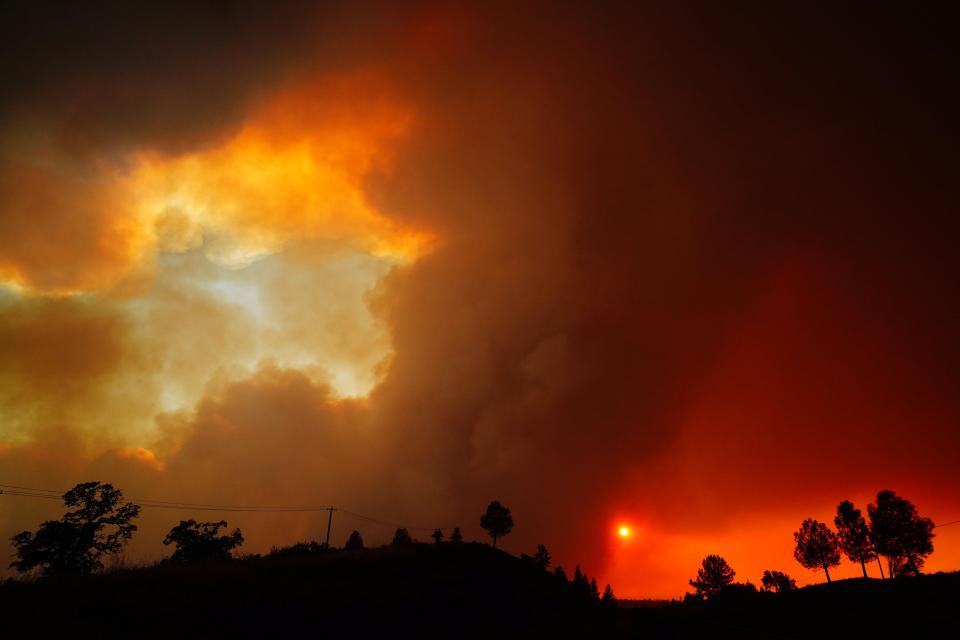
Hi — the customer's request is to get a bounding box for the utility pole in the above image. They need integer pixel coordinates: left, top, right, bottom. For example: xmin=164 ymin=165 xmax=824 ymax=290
xmin=325 ymin=507 xmax=336 ymax=548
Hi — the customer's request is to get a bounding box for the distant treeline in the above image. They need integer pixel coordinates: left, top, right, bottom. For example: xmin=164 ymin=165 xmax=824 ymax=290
xmin=686 ymin=489 xmax=937 ymax=601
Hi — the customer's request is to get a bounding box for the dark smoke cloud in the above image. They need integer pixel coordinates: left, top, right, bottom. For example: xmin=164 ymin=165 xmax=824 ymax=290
xmin=2 ymin=3 xmax=959 ymax=595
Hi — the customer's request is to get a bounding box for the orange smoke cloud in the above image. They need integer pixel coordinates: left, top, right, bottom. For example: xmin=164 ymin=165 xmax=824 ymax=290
xmin=129 ymin=75 xmax=433 ymax=269
xmin=1 ymin=74 xmax=431 ymax=296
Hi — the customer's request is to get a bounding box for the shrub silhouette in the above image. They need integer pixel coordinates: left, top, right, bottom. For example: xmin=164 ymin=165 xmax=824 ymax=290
xmin=760 ymin=569 xmax=797 ymax=592
xmin=834 ymin=500 xmax=877 ymax=578
xmin=688 ymin=555 xmax=735 ymax=598
xmin=431 ymin=528 xmax=444 ymax=544
xmin=10 ymin=482 xmax=140 ymax=577
xmin=345 ymin=530 xmax=364 ymax=551
xmin=868 ymin=490 xmax=935 ymax=577
xmin=391 ymin=528 xmax=413 ymax=546
xmin=449 ymin=527 xmax=463 ymax=544
xmin=163 ymin=520 xmax=243 ymax=562
xmin=480 ymin=501 xmax=513 ymax=548
xmin=793 ymin=518 xmax=841 ymax=582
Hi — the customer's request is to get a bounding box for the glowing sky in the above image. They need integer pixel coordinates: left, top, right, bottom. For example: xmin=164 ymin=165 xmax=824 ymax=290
xmin=1 ymin=2 xmax=958 ymax=598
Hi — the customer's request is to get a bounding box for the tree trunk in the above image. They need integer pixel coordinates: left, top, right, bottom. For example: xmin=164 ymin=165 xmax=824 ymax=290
xmin=823 ymin=564 xmax=831 ymax=583
xmin=876 ymin=556 xmax=885 ymax=579
xmin=860 ymin=560 xmax=868 ymax=578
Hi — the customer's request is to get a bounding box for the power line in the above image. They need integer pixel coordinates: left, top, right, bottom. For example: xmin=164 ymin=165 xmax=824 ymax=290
xmin=0 ymin=483 xmax=453 ymax=530
xmin=0 ymin=483 xmax=331 ymax=512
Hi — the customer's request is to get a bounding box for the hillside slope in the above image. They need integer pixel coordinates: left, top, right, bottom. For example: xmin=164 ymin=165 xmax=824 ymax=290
xmin=1 ymin=542 xmax=614 ymax=638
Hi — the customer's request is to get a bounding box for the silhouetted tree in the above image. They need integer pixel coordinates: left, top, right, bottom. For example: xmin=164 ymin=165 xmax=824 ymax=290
xmin=480 ymin=501 xmax=513 ymax=548
xmin=345 ymin=530 xmax=364 ymax=550
xmin=10 ymin=482 xmax=140 ymax=577
xmin=392 ymin=528 xmax=413 ymax=546
xmin=554 ymin=565 xmax=568 ymax=582
xmin=601 ymin=584 xmax=616 ymax=604
xmin=868 ymin=490 xmax=935 ymax=576
xmin=573 ymin=565 xmax=591 ymax=597
xmin=688 ymin=555 xmax=735 ymax=598
xmin=834 ymin=500 xmax=876 ymax=578
xmin=163 ymin=520 xmax=243 ymax=562
xmin=589 ymin=577 xmax=600 ymax=599
xmin=432 ymin=528 xmax=444 ymax=544
xmin=793 ymin=518 xmax=841 ymax=582
xmin=533 ymin=544 xmax=551 ymax=570
xmin=450 ymin=527 xmax=463 ymax=544
xmin=760 ymin=569 xmax=797 ymax=592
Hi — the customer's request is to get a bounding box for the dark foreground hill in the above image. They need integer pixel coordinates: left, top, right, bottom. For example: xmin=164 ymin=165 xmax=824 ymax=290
xmin=619 ymin=571 xmax=960 ymax=639
xmin=3 ymin=545 xmax=959 ymax=638
xmin=0 ymin=542 xmax=615 ymax=638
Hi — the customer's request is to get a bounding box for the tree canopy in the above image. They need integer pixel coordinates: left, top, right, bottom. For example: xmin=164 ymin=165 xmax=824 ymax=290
xmin=760 ymin=569 xmax=797 ymax=593
xmin=834 ymin=500 xmax=876 ymax=578
xmin=689 ymin=555 xmax=735 ymax=598
xmin=10 ymin=482 xmax=140 ymax=577
xmin=345 ymin=530 xmax=364 ymax=551
xmin=480 ymin=501 xmax=513 ymax=548
xmin=793 ymin=518 xmax=841 ymax=582
xmin=868 ymin=490 xmax=935 ymax=576
xmin=533 ymin=544 xmax=551 ymax=570
xmin=163 ymin=520 xmax=243 ymax=562
xmin=392 ymin=528 xmax=413 ymax=546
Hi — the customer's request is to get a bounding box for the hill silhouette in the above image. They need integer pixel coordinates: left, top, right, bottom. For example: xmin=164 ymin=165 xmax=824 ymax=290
xmin=3 ymin=542 xmax=959 ymax=638
xmin=621 ymin=572 xmax=960 ymax=638
xmin=0 ymin=542 xmax=615 ymax=638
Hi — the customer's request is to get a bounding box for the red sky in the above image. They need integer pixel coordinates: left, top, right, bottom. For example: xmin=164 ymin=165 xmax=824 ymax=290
xmin=1 ymin=2 xmax=958 ymax=598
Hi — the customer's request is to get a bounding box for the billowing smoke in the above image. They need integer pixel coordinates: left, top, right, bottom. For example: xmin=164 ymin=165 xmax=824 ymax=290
xmin=1 ymin=3 xmax=958 ymax=596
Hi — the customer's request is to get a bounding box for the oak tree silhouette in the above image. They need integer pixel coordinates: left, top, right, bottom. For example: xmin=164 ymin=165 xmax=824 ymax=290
xmin=793 ymin=518 xmax=841 ymax=582
xmin=834 ymin=500 xmax=876 ymax=578
xmin=345 ymin=530 xmax=364 ymax=550
xmin=688 ymin=555 xmax=735 ymax=598
xmin=163 ymin=520 xmax=243 ymax=562
xmin=480 ymin=501 xmax=513 ymax=549
xmin=868 ymin=490 xmax=935 ymax=576
xmin=10 ymin=482 xmax=140 ymax=577
xmin=760 ymin=569 xmax=797 ymax=592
